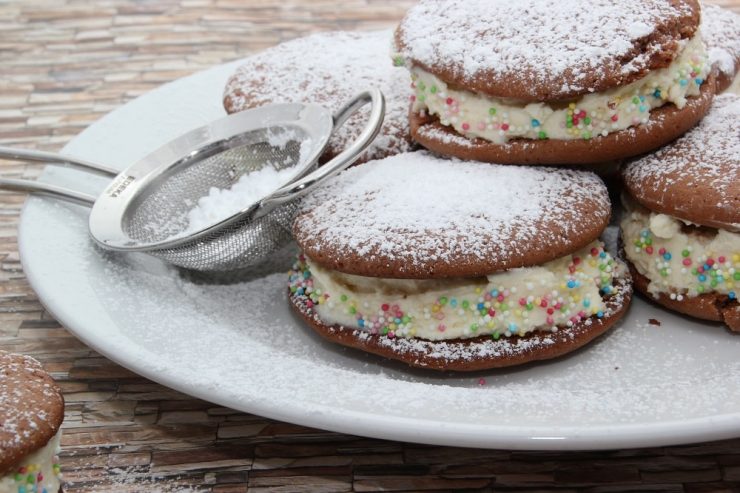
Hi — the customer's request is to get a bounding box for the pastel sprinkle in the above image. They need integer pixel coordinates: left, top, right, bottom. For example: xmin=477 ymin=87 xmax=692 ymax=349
xmin=627 ymin=227 xmax=739 ymax=298
xmin=288 ymin=241 xmax=620 ymax=341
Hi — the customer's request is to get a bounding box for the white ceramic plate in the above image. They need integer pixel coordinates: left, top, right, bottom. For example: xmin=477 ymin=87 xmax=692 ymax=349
xmin=17 ymin=61 xmax=740 ymax=451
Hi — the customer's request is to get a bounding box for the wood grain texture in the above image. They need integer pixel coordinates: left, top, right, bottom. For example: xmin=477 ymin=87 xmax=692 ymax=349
xmin=1 ymin=1 xmax=739 ymax=491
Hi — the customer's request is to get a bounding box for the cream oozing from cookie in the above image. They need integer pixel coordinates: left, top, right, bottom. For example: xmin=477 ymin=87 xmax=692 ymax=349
xmin=621 ymin=201 xmax=740 ymax=300
xmin=289 ymin=241 xmax=621 ymax=341
xmin=0 ymin=431 xmax=61 ymax=493
xmin=400 ymin=33 xmax=708 ymax=143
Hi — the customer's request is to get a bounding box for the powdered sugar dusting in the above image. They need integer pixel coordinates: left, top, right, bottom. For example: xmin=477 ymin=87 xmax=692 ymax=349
xmin=416 ymin=123 xmax=475 ymax=148
xmin=0 ymin=351 xmax=63 ymax=466
xmin=83 ymin=465 xmax=204 ymax=492
xmin=395 ymin=0 xmax=696 ymax=100
xmin=224 ymin=30 xmax=413 ymax=162
xmin=701 ymin=3 xmax=740 ymax=76
xmin=182 ymin=165 xmax=297 ymax=235
xmin=623 ymin=93 xmax=740 ymax=222
xmin=295 ymin=151 xmax=610 ymax=275
xmin=179 ymin=132 xmax=311 ymax=236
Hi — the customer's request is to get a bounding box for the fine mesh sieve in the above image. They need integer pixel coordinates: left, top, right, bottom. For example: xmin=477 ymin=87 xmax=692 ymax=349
xmin=0 ymin=88 xmax=385 ymax=271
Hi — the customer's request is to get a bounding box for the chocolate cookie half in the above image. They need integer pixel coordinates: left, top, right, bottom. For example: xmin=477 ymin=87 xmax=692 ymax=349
xmin=393 ymin=0 xmax=715 ymax=165
xmin=620 ymin=93 xmax=740 ymax=331
xmin=223 ymin=30 xmax=414 ymax=165
xmin=0 ymin=351 xmax=64 ymax=492
xmin=701 ymin=2 xmax=740 ymax=93
xmin=289 ymin=151 xmax=632 ymax=370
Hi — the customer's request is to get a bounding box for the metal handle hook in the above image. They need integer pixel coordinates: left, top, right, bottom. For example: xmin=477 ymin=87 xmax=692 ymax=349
xmin=257 ymin=87 xmax=385 ymax=215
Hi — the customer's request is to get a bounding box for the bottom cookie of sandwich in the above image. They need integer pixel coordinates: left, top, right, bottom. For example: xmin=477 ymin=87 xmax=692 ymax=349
xmin=289 ymin=274 xmax=632 ymax=371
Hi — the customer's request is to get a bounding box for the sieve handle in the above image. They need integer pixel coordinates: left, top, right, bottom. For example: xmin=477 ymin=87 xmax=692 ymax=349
xmin=0 ymin=178 xmax=96 ymax=206
xmin=0 ymin=146 xmax=119 ymax=206
xmin=0 ymin=146 xmax=119 ymax=177
xmin=256 ymin=87 xmax=386 ymax=215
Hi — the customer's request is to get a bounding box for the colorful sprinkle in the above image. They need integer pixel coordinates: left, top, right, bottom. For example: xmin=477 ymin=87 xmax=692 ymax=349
xmin=409 ymin=47 xmax=707 ymax=145
xmin=10 ymin=461 xmax=60 ymax=492
xmin=288 ymin=243 xmax=619 ymax=341
xmin=628 ymin=227 xmax=739 ymax=297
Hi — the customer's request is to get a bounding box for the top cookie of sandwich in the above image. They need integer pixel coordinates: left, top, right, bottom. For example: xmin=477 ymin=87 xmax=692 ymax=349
xmin=622 ymin=93 xmax=740 ymax=231
xmin=223 ymin=30 xmax=414 ymax=163
xmin=0 ymin=351 xmax=64 ymax=475
xmin=293 ymin=151 xmax=611 ymax=279
xmin=394 ymin=0 xmax=700 ymax=102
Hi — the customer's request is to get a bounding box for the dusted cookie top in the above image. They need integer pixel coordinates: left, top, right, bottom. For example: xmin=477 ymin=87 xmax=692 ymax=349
xmin=223 ymin=30 xmax=413 ymax=163
xmin=293 ymin=151 xmax=611 ymax=279
xmin=394 ymin=0 xmax=700 ymax=102
xmin=0 ymin=351 xmax=64 ymax=475
xmin=701 ymin=3 xmax=740 ymax=85
xmin=623 ymin=93 xmax=740 ymax=231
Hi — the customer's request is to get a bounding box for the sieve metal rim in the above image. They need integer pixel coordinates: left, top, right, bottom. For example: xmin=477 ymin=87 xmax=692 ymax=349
xmin=87 ymin=102 xmax=333 ymax=251
xmin=90 ymin=88 xmax=384 ymax=258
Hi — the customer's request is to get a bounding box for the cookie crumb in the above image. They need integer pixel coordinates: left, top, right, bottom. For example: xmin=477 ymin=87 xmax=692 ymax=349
xmin=648 ymin=318 xmax=662 ymax=326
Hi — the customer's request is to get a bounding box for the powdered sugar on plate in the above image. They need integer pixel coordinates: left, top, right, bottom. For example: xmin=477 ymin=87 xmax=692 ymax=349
xmin=223 ymin=30 xmax=414 ymax=163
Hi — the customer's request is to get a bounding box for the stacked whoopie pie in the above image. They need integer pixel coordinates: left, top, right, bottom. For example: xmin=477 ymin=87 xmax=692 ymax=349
xmin=223 ymin=0 xmax=739 ymax=370
xmin=621 ymin=93 xmax=740 ymax=331
xmin=393 ymin=0 xmax=716 ymax=165
xmin=0 ymin=351 xmax=64 ymax=492
xmin=288 ymin=152 xmax=632 ymax=370
xmin=223 ymin=30 xmax=415 ymax=164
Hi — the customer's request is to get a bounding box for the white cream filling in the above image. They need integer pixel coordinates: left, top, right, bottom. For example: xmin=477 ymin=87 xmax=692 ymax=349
xmin=401 ymin=33 xmax=709 ymax=143
xmin=0 ymin=431 xmax=61 ymax=493
xmin=621 ymin=203 xmax=740 ymax=299
xmin=292 ymin=241 xmax=620 ymax=341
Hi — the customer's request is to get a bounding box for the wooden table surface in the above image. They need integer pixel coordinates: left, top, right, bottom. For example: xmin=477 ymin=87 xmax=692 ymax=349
xmin=1 ymin=1 xmax=740 ymax=491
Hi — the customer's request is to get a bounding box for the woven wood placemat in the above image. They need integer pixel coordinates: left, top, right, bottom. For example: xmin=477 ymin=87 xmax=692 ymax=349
xmin=1 ymin=1 xmax=739 ymax=491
